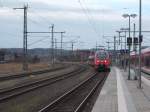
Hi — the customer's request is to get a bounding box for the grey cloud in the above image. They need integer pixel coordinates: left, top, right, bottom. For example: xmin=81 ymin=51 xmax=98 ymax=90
xmin=38 ymin=6 xmax=113 ymax=14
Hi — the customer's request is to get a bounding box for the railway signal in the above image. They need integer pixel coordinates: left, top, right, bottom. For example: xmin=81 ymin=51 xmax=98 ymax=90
xmin=133 ymin=38 xmax=138 ymax=45
xmin=127 ymin=37 xmax=132 ymax=46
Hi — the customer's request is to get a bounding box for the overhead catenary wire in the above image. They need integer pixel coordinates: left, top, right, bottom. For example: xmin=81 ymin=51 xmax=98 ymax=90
xmin=28 ymin=16 xmax=46 ymax=27
xmin=80 ymin=0 xmax=101 ymax=37
xmin=28 ymin=36 xmax=50 ymax=47
xmin=5 ymin=8 xmax=48 ymax=31
xmin=78 ymin=0 xmax=101 ymax=39
xmin=26 ymin=11 xmax=51 ymax=28
xmin=30 ymin=5 xmax=79 ymax=29
xmin=11 ymin=6 xmax=51 ymax=28
xmin=29 ymin=8 xmax=53 ymax=25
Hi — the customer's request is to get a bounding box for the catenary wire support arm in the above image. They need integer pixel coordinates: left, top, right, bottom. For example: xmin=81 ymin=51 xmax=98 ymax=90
xmin=27 ymin=32 xmax=65 ymax=34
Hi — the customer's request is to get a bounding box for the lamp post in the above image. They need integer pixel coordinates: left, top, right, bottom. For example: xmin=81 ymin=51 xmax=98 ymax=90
xmin=138 ymin=0 xmax=142 ymax=88
xmin=122 ymin=13 xmax=137 ymax=80
xmin=133 ymin=23 xmax=138 ymax=80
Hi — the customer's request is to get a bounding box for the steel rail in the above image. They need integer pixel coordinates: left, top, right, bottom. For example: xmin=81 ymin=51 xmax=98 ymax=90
xmin=74 ymin=73 xmax=107 ymax=112
xmin=0 ymin=65 xmax=86 ymax=102
xmin=0 ymin=65 xmax=68 ymax=81
xmin=38 ymin=72 xmax=108 ymax=112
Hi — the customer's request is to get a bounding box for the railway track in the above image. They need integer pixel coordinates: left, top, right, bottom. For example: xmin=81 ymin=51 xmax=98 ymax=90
xmin=142 ymin=70 xmax=150 ymax=75
xmin=141 ymin=70 xmax=150 ymax=80
xmin=0 ymin=65 xmax=68 ymax=81
xmin=39 ymin=72 xmax=108 ymax=112
xmin=0 ymin=65 xmax=87 ymax=103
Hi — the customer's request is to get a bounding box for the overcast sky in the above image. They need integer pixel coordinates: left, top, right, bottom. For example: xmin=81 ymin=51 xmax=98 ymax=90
xmin=0 ymin=0 xmax=150 ymax=50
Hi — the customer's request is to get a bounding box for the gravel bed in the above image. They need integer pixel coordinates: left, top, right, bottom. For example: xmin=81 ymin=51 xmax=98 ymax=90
xmin=0 ymin=65 xmax=93 ymax=112
xmin=46 ymin=72 xmax=105 ymax=112
xmin=0 ymin=64 xmax=78 ymax=91
xmin=82 ymin=72 xmax=109 ymax=112
xmin=0 ymin=63 xmax=64 ymax=76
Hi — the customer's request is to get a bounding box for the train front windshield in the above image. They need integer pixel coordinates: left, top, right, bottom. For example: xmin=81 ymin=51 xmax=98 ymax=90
xmin=97 ymin=52 xmax=108 ymax=60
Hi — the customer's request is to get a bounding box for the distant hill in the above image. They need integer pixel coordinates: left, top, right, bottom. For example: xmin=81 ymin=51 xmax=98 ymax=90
xmin=0 ymin=48 xmax=71 ymax=58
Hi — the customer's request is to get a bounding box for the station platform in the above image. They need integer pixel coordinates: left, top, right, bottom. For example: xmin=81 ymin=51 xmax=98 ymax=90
xmin=92 ymin=67 xmax=150 ymax=112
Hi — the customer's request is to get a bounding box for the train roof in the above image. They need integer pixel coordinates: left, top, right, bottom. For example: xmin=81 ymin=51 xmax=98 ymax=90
xmin=95 ymin=49 xmax=107 ymax=53
xmin=141 ymin=47 xmax=150 ymax=54
xmin=130 ymin=47 xmax=150 ymax=56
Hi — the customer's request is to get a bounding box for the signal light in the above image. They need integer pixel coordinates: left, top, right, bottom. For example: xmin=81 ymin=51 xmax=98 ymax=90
xmin=139 ymin=35 xmax=143 ymax=43
xmin=127 ymin=37 xmax=132 ymax=46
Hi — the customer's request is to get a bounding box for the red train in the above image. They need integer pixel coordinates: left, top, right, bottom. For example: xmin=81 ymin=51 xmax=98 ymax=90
xmin=94 ymin=50 xmax=111 ymax=72
xmin=131 ymin=47 xmax=150 ymax=68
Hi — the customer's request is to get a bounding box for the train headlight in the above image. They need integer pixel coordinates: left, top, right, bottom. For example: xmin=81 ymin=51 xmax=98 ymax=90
xmin=96 ymin=60 xmax=100 ymax=63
